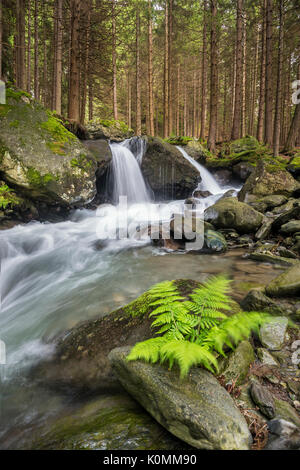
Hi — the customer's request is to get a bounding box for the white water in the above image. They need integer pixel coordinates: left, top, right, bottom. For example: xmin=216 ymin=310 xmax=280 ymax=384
xmin=176 ymin=146 xmax=222 ymax=195
xmin=110 ymin=142 xmax=150 ymax=203
xmin=121 ymin=137 xmax=147 ymax=165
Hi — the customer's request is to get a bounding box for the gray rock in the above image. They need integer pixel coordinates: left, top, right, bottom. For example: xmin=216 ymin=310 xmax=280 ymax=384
xmin=219 ymin=341 xmax=255 ymax=386
xmin=265 ymin=263 xmax=300 ymax=297
xmin=259 ymin=317 xmax=288 ymax=351
xmin=213 ymin=169 xmax=232 ymax=185
xmin=109 ymin=346 xmax=252 ymax=450
xmin=274 ymin=398 xmax=300 ymax=427
xmin=257 ymin=348 xmax=280 ymax=367
xmin=233 ymin=162 xmax=254 ymax=181
xmin=265 ymin=419 xmax=300 ymax=450
xmin=250 ymin=383 xmax=275 ymax=419
xmin=248 ymin=251 xmax=297 ymax=267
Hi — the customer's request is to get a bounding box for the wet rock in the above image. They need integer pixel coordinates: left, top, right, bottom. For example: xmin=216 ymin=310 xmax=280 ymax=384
xmin=280 ymin=220 xmax=300 ymax=235
xmin=259 ymin=317 xmax=288 ymax=351
xmin=255 ymin=218 xmax=273 ymax=240
xmin=239 ymin=161 xmax=300 ymax=202
xmin=265 ymin=419 xmax=300 ymax=450
xmin=250 ymin=383 xmax=275 ymax=419
xmin=27 ymin=394 xmax=186 ymax=450
xmin=233 ymin=162 xmax=254 ymax=181
xmin=265 ymin=264 xmax=300 ymax=297
xmin=272 ymin=201 xmax=300 ymax=230
xmin=219 ymin=341 xmax=255 ymax=386
xmin=109 ymin=346 xmax=252 ymax=450
xmin=193 ymin=190 xmax=212 ymax=198
xmin=248 ymin=251 xmax=297 ymax=267
xmin=250 ymin=195 xmax=288 ymax=213
xmin=219 ymin=189 xmax=237 ymax=200
xmin=84 ymin=118 xmax=134 ymax=141
xmin=204 ymin=197 xmax=264 ymax=234
xmin=142 ymin=137 xmax=200 ymax=200
xmin=257 ymin=348 xmax=280 ymax=367
xmin=204 ymin=229 xmax=227 ymax=253
xmin=240 ymin=288 xmax=284 ymax=316
xmin=213 ymin=169 xmax=232 ymax=185
xmin=277 ymin=247 xmax=297 ymax=259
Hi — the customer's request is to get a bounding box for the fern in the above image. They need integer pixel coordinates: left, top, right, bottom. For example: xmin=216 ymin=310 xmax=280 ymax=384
xmin=127 ymin=276 xmax=270 ymax=378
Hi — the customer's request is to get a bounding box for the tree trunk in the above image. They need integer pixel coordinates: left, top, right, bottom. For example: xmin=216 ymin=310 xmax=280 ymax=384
xmin=0 ymin=0 xmax=2 ymax=79
xmin=147 ymin=0 xmax=154 ymax=136
xmin=68 ymin=0 xmax=81 ymax=121
xmin=163 ymin=0 xmax=169 ymax=138
xmin=34 ymin=0 xmax=39 ymax=99
xmin=273 ymin=0 xmax=283 ymax=156
xmin=136 ymin=7 xmax=141 ymax=136
xmin=284 ymin=58 xmax=300 ymax=152
xmin=52 ymin=0 xmax=63 ymax=114
xmin=257 ymin=0 xmax=266 ymax=141
xmin=26 ymin=0 xmax=31 ymax=92
xmin=112 ymin=0 xmax=118 ymax=120
xmin=127 ymin=70 xmax=132 ymax=129
xmin=264 ymin=0 xmax=273 ymax=147
xmin=207 ymin=0 xmax=218 ymax=153
xmin=80 ymin=1 xmax=90 ymax=123
xmin=16 ymin=0 xmax=26 ymax=90
xmin=200 ymin=0 xmax=208 ymax=141
xmin=231 ymin=0 xmax=243 ymax=140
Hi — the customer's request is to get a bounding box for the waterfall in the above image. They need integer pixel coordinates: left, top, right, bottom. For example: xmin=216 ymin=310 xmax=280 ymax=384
xmin=121 ymin=137 xmax=147 ymax=165
xmin=176 ymin=146 xmax=222 ymax=195
xmin=109 ymin=142 xmax=150 ymax=204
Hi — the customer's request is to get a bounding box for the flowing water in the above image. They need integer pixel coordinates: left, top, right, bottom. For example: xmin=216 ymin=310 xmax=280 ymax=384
xmin=0 ymin=139 xmax=281 ymax=449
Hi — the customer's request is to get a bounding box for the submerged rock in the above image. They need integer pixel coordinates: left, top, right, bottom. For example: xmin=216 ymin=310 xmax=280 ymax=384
xmin=0 ymin=88 xmax=97 ymax=207
xmin=109 ymin=346 xmax=252 ymax=450
xmin=204 ymin=197 xmax=263 ymax=234
xmin=265 ymin=264 xmax=300 ymax=297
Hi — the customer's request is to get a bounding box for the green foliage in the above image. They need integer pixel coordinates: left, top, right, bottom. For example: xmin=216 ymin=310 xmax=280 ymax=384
xmin=26 ymin=168 xmax=57 ymax=187
xmin=41 ymin=112 xmax=76 ymax=145
xmin=164 ymin=136 xmax=193 ymax=146
xmin=70 ymin=154 xmax=93 ymax=172
xmin=0 ymin=184 xmax=19 ymax=209
xmin=88 ymin=118 xmax=132 ymax=134
xmin=127 ymin=276 xmax=270 ymax=379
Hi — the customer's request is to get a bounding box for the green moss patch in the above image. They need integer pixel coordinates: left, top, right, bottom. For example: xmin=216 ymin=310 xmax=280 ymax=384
xmin=26 ymin=168 xmax=58 ymax=187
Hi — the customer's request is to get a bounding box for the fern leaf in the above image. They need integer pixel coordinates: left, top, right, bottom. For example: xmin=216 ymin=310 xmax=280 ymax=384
xmin=126 ymin=337 xmax=168 ymax=364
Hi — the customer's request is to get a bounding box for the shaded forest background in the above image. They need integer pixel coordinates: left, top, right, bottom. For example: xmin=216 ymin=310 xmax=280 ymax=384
xmin=0 ymin=0 xmax=300 ymax=154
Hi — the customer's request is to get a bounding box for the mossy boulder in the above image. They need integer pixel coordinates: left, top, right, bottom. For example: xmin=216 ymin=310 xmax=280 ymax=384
xmin=27 ymin=394 xmax=186 ymax=450
xmin=240 ymin=288 xmax=284 ymax=316
xmin=265 ymin=264 xmax=300 ymax=297
xmin=239 ymin=161 xmax=299 ymax=202
xmin=109 ymin=346 xmax=252 ymax=450
xmin=259 ymin=317 xmax=288 ymax=351
xmin=204 ymin=197 xmax=264 ymax=234
xmin=142 ymin=137 xmax=200 ymax=199
xmin=85 ymin=118 xmax=134 ymax=141
xmin=0 ymin=87 xmax=97 ymax=206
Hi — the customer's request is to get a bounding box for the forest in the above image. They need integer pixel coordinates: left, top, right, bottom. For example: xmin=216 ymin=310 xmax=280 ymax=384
xmin=0 ymin=0 xmax=300 ymax=455
xmin=1 ymin=0 xmax=300 ymax=153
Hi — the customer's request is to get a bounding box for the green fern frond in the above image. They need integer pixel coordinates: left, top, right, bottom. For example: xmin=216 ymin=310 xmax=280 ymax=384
xmin=126 ymin=337 xmax=168 ymax=364
xmin=159 ymin=340 xmax=218 ymax=378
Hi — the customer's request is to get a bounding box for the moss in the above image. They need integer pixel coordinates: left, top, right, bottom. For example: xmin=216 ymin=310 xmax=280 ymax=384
xmin=70 ymin=154 xmax=93 ymax=172
xmin=9 ymin=120 xmax=20 ymax=128
xmin=0 ymin=184 xmax=20 ymax=209
xmin=40 ymin=112 xmax=76 ymax=144
xmin=5 ymin=87 xmax=31 ymax=102
xmin=26 ymin=168 xmax=58 ymax=187
xmin=0 ymin=104 xmax=11 ymax=117
xmin=46 ymin=142 xmax=66 ymax=155
xmin=164 ymin=136 xmax=193 ymax=146
xmin=290 ymin=155 xmax=300 ymax=168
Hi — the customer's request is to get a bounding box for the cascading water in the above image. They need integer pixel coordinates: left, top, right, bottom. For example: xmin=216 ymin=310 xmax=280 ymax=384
xmin=121 ymin=137 xmax=147 ymax=165
xmin=109 ymin=142 xmax=150 ymax=204
xmin=176 ymin=146 xmax=222 ymax=195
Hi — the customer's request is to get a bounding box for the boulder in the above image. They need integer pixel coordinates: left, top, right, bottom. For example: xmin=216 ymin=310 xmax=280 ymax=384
xmin=280 ymin=220 xmax=300 ymax=235
xmin=219 ymin=341 xmax=255 ymax=386
xmin=141 ymin=138 xmax=200 ymax=199
xmin=265 ymin=419 xmax=300 ymax=450
xmin=109 ymin=346 xmax=252 ymax=450
xmin=240 ymin=288 xmax=284 ymax=316
xmin=259 ymin=317 xmax=288 ymax=351
xmin=255 ymin=218 xmax=273 ymax=240
xmin=0 ymin=88 xmax=97 ymax=207
xmin=204 ymin=197 xmax=264 ymax=234
xmin=248 ymin=251 xmax=297 ymax=267
xmin=250 ymin=195 xmax=288 ymax=213
xmin=26 ymin=393 xmax=185 ymax=451
xmin=265 ymin=264 xmax=300 ymax=297
xmin=233 ymin=162 xmax=254 ymax=181
xmin=239 ymin=161 xmax=299 ymax=202
xmin=256 ymin=348 xmax=280 ymax=367
xmin=274 ymin=399 xmax=300 ymax=427
xmin=250 ymin=383 xmax=275 ymax=419
xmin=213 ymin=169 xmax=232 ymax=185
xmin=194 ymin=190 xmax=212 ymax=198
xmin=204 ymin=229 xmax=227 ymax=253
xmin=84 ymin=118 xmax=134 ymax=141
